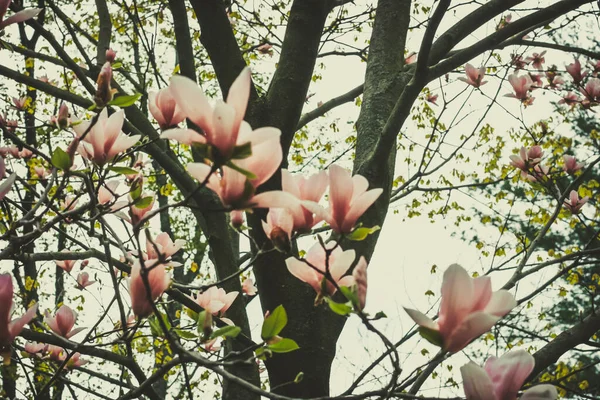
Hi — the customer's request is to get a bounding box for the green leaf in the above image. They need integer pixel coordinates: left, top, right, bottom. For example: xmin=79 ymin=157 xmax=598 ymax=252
xmin=51 ymin=147 xmax=71 ymax=171
xmin=372 ymin=311 xmax=387 ymax=320
xmin=339 ymin=286 xmax=359 ymax=307
xmin=111 ymin=62 xmax=123 ymax=69
xmin=267 ymin=338 xmax=299 ymax=353
xmin=191 ymin=142 xmax=211 ymax=160
xmin=109 ymin=93 xmax=142 ymax=108
xmin=231 ymin=142 xmax=252 ymax=160
xmin=261 ymin=305 xmax=287 ymax=340
xmin=108 ymin=166 xmax=139 ymax=175
xmin=130 ymin=179 xmax=142 ymax=200
xmin=226 ymin=161 xmax=257 ymax=180
xmin=174 ymin=329 xmax=198 ymax=340
xmin=148 ymin=316 xmax=161 ymax=337
xmin=294 ymin=372 xmax=304 ymax=384
xmin=419 ymin=327 xmax=443 ymax=347
xmin=347 ymin=225 xmax=381 ymax=241
xmin=87 ymin=103 xmax=97 ymax=111
xmin=210 ymin=326 xmax=241 ymax=340
xmin=327 ymin=299 xmax=353 ymax=316
xmin=134 ymin=196 xmax=153 ymax=209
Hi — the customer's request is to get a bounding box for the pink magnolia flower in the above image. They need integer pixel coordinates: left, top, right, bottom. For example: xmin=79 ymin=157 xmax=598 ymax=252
xmin=256 ymin=43 xmax=273 ymax=55
xmin=57 ymin=351 xmax=88 ymax=368
xmin=426 ymin=93 xmax=438 ymax=106
xmin=581 ymin=78 xmax=600 ymax=104
xmin=44 ymin=305 xmax=85 ymax=339
xmin=0 ymin=274 xmax=38 ymax=347
xmin=191 ymin=287 xmax=238 ymax=315
xmin=496 ymin=14 xmax=511 ymax=30
xmin=522 ymin=164 xmax=549 ymax=183
xmin=285 ymin=242 xmax=359 ymax=300
xmin=0 ymin=173 xmax=16 ymax=200
xmin=97 ymin=181 xmax=120 ymax=205
xmin=230 ymin=210 xmax=245 ymax=229
xmin=404 ymin=52 xmax=417 ymax=65
xmin=242 ymin=278 xmax=257 ymax=296
xmin=19 ymin=148 xmax=32 ymax=159
xmin=544 ymin=71 xmax=564 ymax=89
xmin=55 ymin=257 xmax=76 ymax=273
xmin=24 ymin=342 xmax=47 ymax=356
xmin=76 ymin=272 xmax=95 ymax=289
xmin=461 ymin=350 xmax=557 ymax=400
xmin=303 ymin=165 xmax=382 ymax=234
xmin=404 ymin=264 xmax=516 ymax=353
xmin=146 ymin=232 xmax=185 ymax=260
xmin=105 ymin=48 xmax=117 ymax=63
xmin=566 ymin=59 xmax=587 ymax=84
xmin=164 ymin=68 xmax=282 ymax=162
xmin=262 ymin=208 xmax=294 ymax=252
xmin=51 ymin=102 xmax=70 ymax=129
xmin=74 ymin=109 xmax=140 ymax=165
xmin=558 ymin=91 xmax=580 ymax=107
xmin=34 ymin=166 xmax=48 ymax=180
xmin=509 ymin=146 xmax=543 ymax=172
xmin=129 ymin=259 xmax=171 ymax=318
xmin=510 ymin=54 xmax=528 ymax=70
xmin=352 ymin=256 xmax=368 ymax=311
xmin=12 ymin=97 xmax=26 ymax=111
xmin=94 ymin=62 xmax=117 ymax=107
xmin=458 ymin=64 xmax=487 ymax=88
xmin=564 ymin=190 xmax=588 ymax=214
xmin=129 ymin=194 xmax=155 ymax=225
xmin=504 ymin=74 xmax=535 ymax=104
xmin=148 ymin=87 xmax=186 ymax=129
xmin=529 ymin=73 xmax=543 ymax=89
xmin=0 ymin=0 xmax=41 ymax=30
xmin=60 ymin=195 xmax=78 ymax=212
xmin=281 ymin=169 xmax=328 ymax=233
xmin=525 ymin=51 xmax=546 ymax=70
xmin=563 ymin=155 xmax=584 ymax=174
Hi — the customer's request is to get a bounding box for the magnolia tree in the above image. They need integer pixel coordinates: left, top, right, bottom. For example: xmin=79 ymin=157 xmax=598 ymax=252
xmin=0 ymin=0 xmax=599 ymax=399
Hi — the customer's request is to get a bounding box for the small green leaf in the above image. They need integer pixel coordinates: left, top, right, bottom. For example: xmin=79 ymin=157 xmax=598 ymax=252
xmin=135 ymin=196 xmax=153 ymax=209
xmin=372 ymin=311 xmax=387 ymax=320
xmin=419 ymin=327 xmax=443 ymax=347
xmin=108 ymin=166 xmax=139 ymax=175
xmin=327 ymin=300 xmax=353 ymax=316
xmin=210 ymin=326 xmax=241 ymax=340
xmin=347 ymin=225 xmax=381 ymax=241
xmin=109 ymin=93 xmax=142 ymax=108
xmin=130 ymin=179 xmax=142 ymax=200
xmin=87 ymin=103 xmax=97 ymax=111
xmin=267 ymin=338 xmax=299 ymax=353
xmin=231 ymin=142 xmax=252 ymax=160
xmin=111 ymin=62 xmax=123 ymax=69
xmin=294 ymin=372 xmax=304 ymax=384
xmin=148 ymin=316 xmax=161 ymax=336
xmin=51 ymin=147 xmax=71 ymax=170
xmin=226 ymin=161 xmax=257 ymax=180
xmin=261 ymin=305 xmax=287 ymax=340
xmin=174 ymin=329 xmax=198 ymax=340
xmin=339 ymin=286 xmax=359 ymax=307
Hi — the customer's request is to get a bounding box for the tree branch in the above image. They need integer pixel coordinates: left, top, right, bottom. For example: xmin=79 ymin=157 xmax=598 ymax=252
xmin=296 ymin=84 xmax=364 ymax=130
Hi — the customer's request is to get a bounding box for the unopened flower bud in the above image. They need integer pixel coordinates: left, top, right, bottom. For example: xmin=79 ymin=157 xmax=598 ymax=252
xmin=106 ymin=48 xmax=117 ymax=63
xmin=94 ymin=62 xmax=117 ymax=107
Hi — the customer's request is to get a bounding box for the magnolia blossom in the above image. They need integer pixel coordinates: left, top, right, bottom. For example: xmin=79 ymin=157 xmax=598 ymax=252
xmin=303 ymin=165 xmax=382 ymax=234
xmin=60 ymin=195 xmax=78 ymax=212
xmin=105 ymin=48 xmax=117 ymax=63
xmin=34 ymin=166 xmax=49 ymax=180
xmin=146 ymin=232 xmax=185 ymax=260
xmin=191 ymin=287 xmax=238 ymax=315
xmin=581 ymin=78 xmax=600 ymax=104
xmin=426 ymin=93 xmax=438 ymax=106
xmin=55 ymin=257 xmax=76 ymax=273
xmin=129 ymin=259 xmax=171 ymax=318
xmin=352 ymin=257 xmax=368 ymax=311
xmin=0 ymin=0 xmax=41 ymax=30
xmin=51 ymin=102 xmax=70 ymax=129
xmin=129 ymin=194 xmax=155 ymax=225
xmin=74 ymin=109 xmax=140 ymax=165
xmin=281 ymin=169 xmax=328 ymax=233
xmin=0 ymin=274 xmax=38 ymax=347
xmin=285 ymin=242 xmax=360 ymax=300
xmin=256 ymin=43 xmax=273 ymax=55
xmin=461 ymin=350 xmax=557 ymax=400
xmin=94 ymin=62 xmax=117 ymax=107
xmin=44 ymin=305 xmax=85 ymax=339
xmin=148 ymin=87 xmax=185 ymax=129
xmin=522 ymin=164 xmax=549 ymax=183
xmin=12 ymin=97 xmax=26 ymax=111
xmin=76 ymin=272 xmax=95 ymax=289
xmin=564 ymin=190 xmax=589 ymax=214
xmin=458 ymin=64 xmax=487 ymax=88
xmin=525 ymin=51 xmax=546 ymax=70
xmin=230 ymin=210 xmax=245 ymax=229
xmin=511 ymin=54 xmax=528 ymax=70
xmin=496 ymin=14 xmax=511 ymax=30
xmin=0 ymin=173 xmax=16 ymax=201
xmin=404 ymin=52 xmax=417 ymax=65
xmin=262 ymin=208 xmax=294 ymax=252
xmin=544 ymin=71 xmax=564 ymax=89
xmin=404 ymin=264 xmax=516 ymax=353
xmin=504 ymin=74 xmax=535 ymax=105
xmin=97 ymin=181 xmax=120 ymax=204
xmin=242 ymin=278 xmax=257 ymax=296
xmin=24 ymin=342 xmax=47 ymax=356
xmin=563 ymin=155 xmax=584 ymax=174
xmin=163 ymin=68 xmax=282 ymax=162
xmin=566 ymin=59 xmax=587 ymax=84
xmin=61 ymin=352 xmax=88 ymax=368
xmin=509 ymin=146 xmax=543 ymax=172
xmin=558 ymin=92 xmax=580 ymax=107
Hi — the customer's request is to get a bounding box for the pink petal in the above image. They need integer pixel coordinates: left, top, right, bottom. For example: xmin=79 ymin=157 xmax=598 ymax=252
xmin=328 ymin=165 xmax=353 ymax=229
xmin=1 ymin=7 xmax=41 ymax=28
xmin=444 ymin=311 xmax=500 ymax=353
xmin=329 ymin=249 xmax=355 ymax=283
xmin=460 ymin=362 xmax=496 ymax=400
xmin=470 ymin=276 xmax=493 ymax=311
xmin=520 ymin=385 xmax=558 ymax=400
xmin=211 ymin=102 xmax=237 ymax=157
xmin=239 ymin=137 xmax=282 ymax=187
xmin=220 ymin=291 xmax=239 ymax=313
xmin=169 ymin=75 xmax=212 ymax=131
xmin=438 ymin=264 xmax=474 ymax=338
xmin=0 ymin=173 xmax=16 ymax=200
xmin=161 ymin=128 xmax=206 ymax=145
xmin=8 ymin=303 xmax=37 ymax=340
xmin=483 ymin=290 xmax=516 ymax=317
xmin=226 ymin=67 xmax=251 ymax=134
xmin=404 ymin=307 xmax=438 ymax=331
xmin=484 ymin=350 xmax=534 ymax=400
xmin=341 ymin=188 xmax=383 ymax=233
xmin=286 ymin=257 xmax=320 ymax=292
xmin=103 ymin=110 xmax=125 ymax=156
xmin=250 ymin=191 xmax=300 ymax=210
